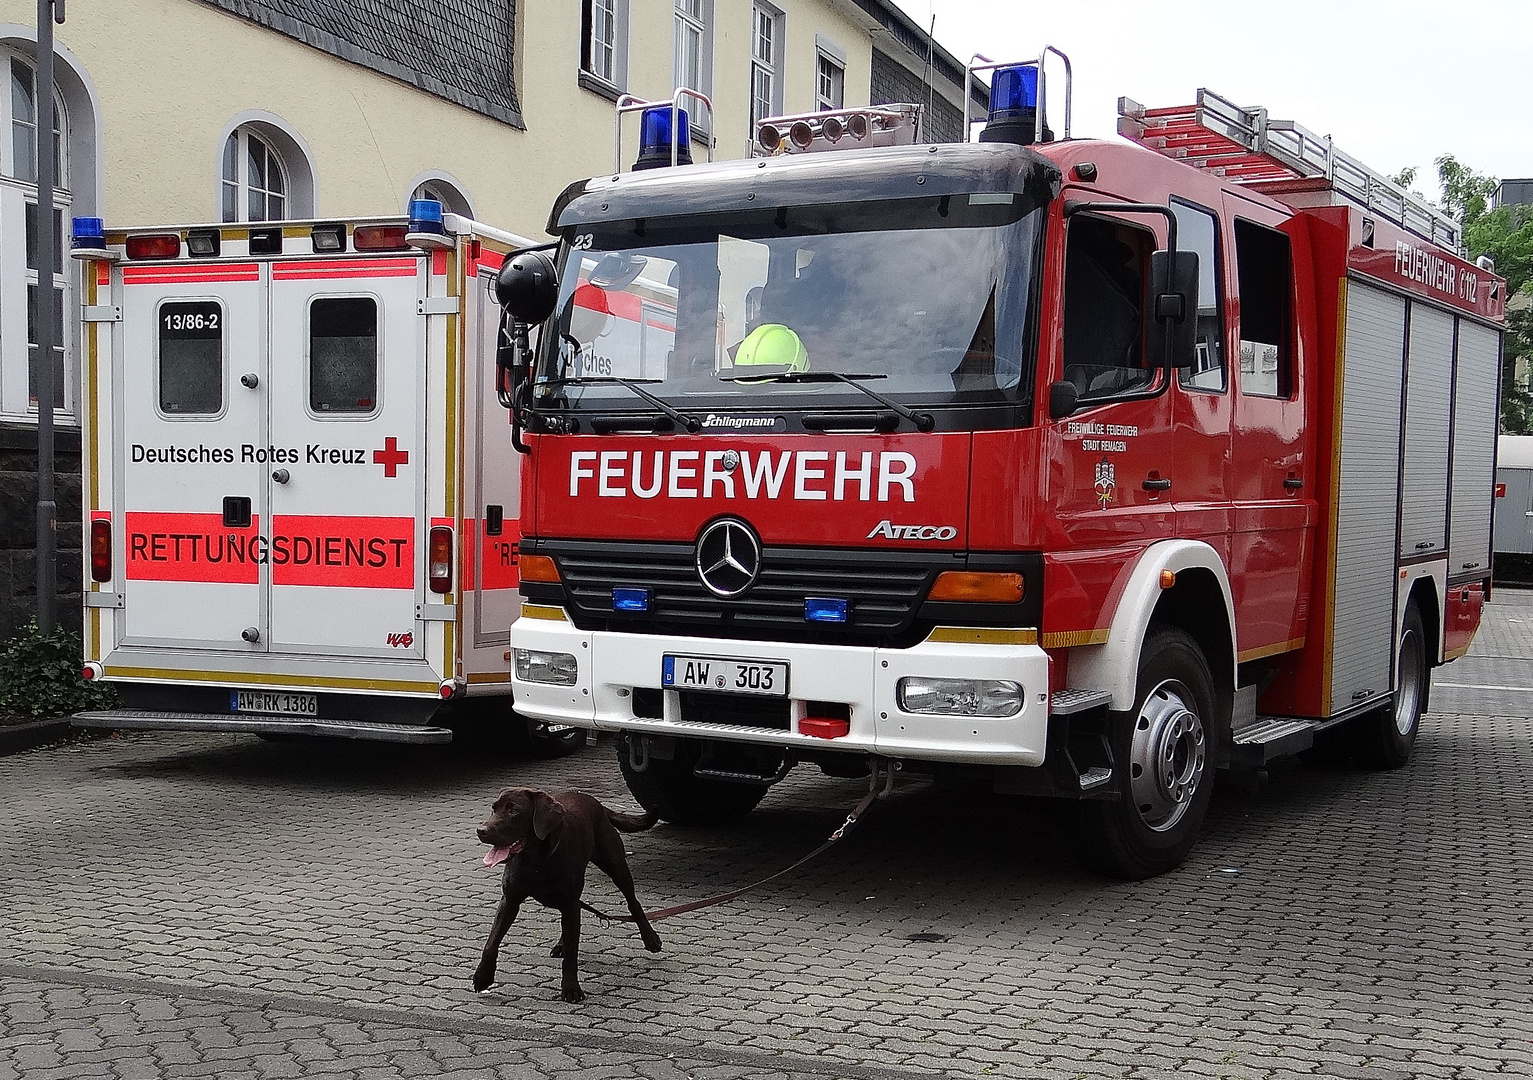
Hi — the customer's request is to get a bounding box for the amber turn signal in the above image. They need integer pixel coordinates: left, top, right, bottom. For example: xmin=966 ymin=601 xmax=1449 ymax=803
xmin=928 ymin=571 xmax=1024 ymax=604
xmin=519 ymin=554 xmax=561 ymax=583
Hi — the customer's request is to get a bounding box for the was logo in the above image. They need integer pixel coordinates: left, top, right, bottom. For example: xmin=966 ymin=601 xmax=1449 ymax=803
xmin=386 ymin=631 xmax=415 ymax=649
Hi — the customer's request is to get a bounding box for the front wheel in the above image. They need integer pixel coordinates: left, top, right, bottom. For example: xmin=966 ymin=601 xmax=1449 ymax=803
xmin=1072 ymin=625 xmax=1217 ymax=880
xmin=1360 ymin=603 xmax=1426 ymax=770
xmin=617 ymin=738 xmax=769 ymax=826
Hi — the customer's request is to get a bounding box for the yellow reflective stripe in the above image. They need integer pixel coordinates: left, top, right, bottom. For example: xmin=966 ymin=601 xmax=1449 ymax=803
xmin=1040 ymin=629 xmax=1110 ymax=649
xmin=925 ymin=627 xmax=1037 ymax=645
xmin=519 ymin=604 xmax=569 ymax=622
xmin=102 ymin=667 xmax=439 ymax=694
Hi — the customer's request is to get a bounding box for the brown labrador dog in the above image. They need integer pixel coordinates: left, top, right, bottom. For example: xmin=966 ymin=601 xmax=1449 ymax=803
xmin=474 ymin=788 xmax=661 ymax=1002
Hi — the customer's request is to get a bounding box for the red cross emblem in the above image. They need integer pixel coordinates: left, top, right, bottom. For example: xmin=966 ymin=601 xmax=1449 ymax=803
xmin=372 ymin=437 xmax=409 ymax=478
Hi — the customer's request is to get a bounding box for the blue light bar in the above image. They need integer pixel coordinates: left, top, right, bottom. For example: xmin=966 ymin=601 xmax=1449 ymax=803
xmin=407 ymin=198 xmax=445 ymax=235
xmin=71 ymin=216 xmax=106 ymax=250
xmin=988 ymin=65 xmax=1039 ymax=121
xmin=633 ymin=105 xmax=693 ymax=171
xmin=804 ymin=597 xmax=851 ymax=624
xmin=612 ymin=587 xmax=652 ymax=613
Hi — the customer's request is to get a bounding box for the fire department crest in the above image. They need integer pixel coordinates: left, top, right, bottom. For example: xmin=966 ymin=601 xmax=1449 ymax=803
xmin=1093 ymin=456 xmax=1116 ymax=509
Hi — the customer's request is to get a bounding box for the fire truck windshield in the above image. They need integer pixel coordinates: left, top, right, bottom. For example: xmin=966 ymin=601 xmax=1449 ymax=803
xmin=533 ymin=193 xmax=1042 ymax=425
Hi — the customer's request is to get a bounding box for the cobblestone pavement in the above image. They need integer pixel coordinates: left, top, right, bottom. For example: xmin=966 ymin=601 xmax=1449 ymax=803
xmin=3 ymin=594 xmax=1533 ymax=1079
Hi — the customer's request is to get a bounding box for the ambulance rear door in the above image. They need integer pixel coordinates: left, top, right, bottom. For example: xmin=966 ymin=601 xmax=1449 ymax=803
xmin=265 ymin=255 xmax=427 ymax=659
xmin=114 ymin=259 xmax=267 ymax=651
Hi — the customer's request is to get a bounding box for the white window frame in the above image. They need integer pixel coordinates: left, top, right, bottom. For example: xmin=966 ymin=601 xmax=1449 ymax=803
xmin=222 ymin=127 xmax=288 ymax=224
xmin=816 ymin=50 xmax=845 ymax=112
xmin=673 ymin=0 xmax=713 ymax=109
xmin=749 ymin=4 xmax=783 ymax=133
xmin=1 ymin=46 xmax=74 ymax=423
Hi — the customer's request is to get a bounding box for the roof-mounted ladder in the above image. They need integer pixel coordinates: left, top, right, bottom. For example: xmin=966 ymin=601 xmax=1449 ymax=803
xmin=1117 ymin=88 xmax=1460 ymax=251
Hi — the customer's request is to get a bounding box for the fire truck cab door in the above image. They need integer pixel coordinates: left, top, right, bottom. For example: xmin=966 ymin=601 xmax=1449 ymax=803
xmin=115 ymin=262 xmax=266 ymax=650
xmin=265 ymin=257 xmax=426 ymax=657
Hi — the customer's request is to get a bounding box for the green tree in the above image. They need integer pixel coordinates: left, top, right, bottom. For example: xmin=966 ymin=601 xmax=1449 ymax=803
xmin=1434 ymin=155 xmax=1533 ymax=433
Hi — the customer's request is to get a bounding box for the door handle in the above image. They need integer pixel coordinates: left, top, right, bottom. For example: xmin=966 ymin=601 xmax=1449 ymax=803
xmin=1284 ymin=476 xmax=1304 ymax=490
xmin=240 ymin=373 xmax=260 ymax=389
xmin=1141 ymin=476 xmax=1172 ymax=492
xmin=272 ymin=468 xmax=290 ymax=484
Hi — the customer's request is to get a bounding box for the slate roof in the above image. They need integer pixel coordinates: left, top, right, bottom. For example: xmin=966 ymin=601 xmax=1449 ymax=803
xmin=197 ymin=0 xmax=522 ymax=127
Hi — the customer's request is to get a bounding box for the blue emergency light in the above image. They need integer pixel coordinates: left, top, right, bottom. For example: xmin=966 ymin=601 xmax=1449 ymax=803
xmin=408 ymin=199 xmax=446 ymax=235
xmin=633 ymin=105 xmax=692 ymax=171
xmin=804 ymin=597 xmax=851 ymax=624
xmin=980 ymin=64 xmax=1051 ymax=146
xmin=612 ymin=587 xmax=652 ymax=613
xmin=71 ymin=216 xmax=106 ymax=251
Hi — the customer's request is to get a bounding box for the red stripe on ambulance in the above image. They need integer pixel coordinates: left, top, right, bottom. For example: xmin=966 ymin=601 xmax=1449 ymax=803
xmin=272 ymin=258 xmax=418 ymax=280
xmin=123 ymin=263 xmax=260 ymax=285
xmin=125 ymin=512 xmax=261 ymax=584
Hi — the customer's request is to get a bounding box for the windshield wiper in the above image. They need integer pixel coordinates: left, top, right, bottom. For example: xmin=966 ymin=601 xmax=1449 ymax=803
xmin=538 ymin=375 xmax=702 ymax=434
xmin=717 ymin=367 xmax=935 ymax=432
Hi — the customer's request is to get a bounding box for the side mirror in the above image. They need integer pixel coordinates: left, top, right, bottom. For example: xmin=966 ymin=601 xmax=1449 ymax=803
xmin=1148 ymin=249 xmax=1199 ymax=371
xmin=1048 ymin=380 xmax=1079 ymax=420
xmin=495 ymin=249 xmax=559 ymax=325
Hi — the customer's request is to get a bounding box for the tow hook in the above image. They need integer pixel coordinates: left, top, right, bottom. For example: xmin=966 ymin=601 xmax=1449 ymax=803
xmin=626 ymin=734 xmax=650 ymax=774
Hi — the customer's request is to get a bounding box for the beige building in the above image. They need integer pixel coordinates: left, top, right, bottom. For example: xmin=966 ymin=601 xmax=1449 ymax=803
xmin=0 ymin=0 xmax=982 ymax=634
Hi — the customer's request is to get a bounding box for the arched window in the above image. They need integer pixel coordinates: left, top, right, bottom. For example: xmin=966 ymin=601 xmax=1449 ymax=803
xmin=407 ymin=173 xmax=474 ymax=220
xmin=222 ymin=128 xmax=287 ymax=222
xmin=2 ymin=49 xmax=71 ymax=415
xmin=6 ymin=55 xmax=65 ymax=186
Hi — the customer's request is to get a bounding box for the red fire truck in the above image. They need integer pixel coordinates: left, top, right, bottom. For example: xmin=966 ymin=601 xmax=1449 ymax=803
xmin=494 ymin=61 xmax=1507 ymax=877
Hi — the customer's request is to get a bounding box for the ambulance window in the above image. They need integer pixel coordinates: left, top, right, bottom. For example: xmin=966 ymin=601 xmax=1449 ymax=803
xmin=158 ymin=301 xmax=225 ymax=415
xmin=1234 ymin=220 xmax=1293 ymax=398
xmin=1172 ymin=201 xmax=1225 ymax=393
xmin=1063 ymin=215 xmax=1155 ymax=402
xmin=310 ymin=297 xmax=378 ymax=413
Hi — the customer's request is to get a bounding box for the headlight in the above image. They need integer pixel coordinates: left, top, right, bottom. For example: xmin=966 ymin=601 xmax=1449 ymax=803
xmin=514 ymin=649 xmax=578 ymax=686
xmin=896 ymin=677 xmax=1023 ymax=717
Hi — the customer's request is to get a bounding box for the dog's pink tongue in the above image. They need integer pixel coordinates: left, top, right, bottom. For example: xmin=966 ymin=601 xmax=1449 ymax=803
xmin=483 ymin=845 xmax=513 ymax=868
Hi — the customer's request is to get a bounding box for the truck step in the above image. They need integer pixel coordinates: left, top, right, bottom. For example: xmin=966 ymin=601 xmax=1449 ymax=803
xmin=71 ymin=710 xmax=452 ymax=744
xmin=1050 ymin=688 xmax=1113 ymax=715
xmin=1230 ymin=716 xmax=1317 ymax=766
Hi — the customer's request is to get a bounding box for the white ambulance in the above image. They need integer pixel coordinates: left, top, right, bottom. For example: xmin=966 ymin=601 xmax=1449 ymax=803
xmin=70 ymin=204 xmax=570 ymax=748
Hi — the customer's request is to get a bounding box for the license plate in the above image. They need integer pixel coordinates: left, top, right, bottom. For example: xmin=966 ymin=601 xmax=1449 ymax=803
xmin=662 ymin=655 xmax=789 ymax=697
xmin=231 ymin=690 xmax=318 ymax=716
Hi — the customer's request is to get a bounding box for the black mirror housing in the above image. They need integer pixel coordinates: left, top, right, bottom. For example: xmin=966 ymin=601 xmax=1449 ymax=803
xmin=496 ymin=249 xmax=559 ymax=325
xmin=1048 ymin=380 xmax=1079 ymax=420
xmin=1148 ymin=249 xmax=1199 ymax=371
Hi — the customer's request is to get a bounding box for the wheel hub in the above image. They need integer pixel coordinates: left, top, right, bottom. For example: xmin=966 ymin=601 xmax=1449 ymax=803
xmin=1395 ymin=628 xmax=1423 ymax=736
xmin=1129 ymin=680 xmax=1207 ymax=832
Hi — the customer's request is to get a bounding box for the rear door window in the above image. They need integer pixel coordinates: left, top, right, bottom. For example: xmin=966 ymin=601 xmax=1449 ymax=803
xmin=158 ymin=300 xmax=225 ymax=415
xmin=310 ymin=297 xmax=379 ymax=414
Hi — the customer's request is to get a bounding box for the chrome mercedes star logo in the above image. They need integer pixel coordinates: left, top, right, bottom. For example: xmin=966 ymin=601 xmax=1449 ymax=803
xmin=695 ymin=518 xmax=761 ymax=598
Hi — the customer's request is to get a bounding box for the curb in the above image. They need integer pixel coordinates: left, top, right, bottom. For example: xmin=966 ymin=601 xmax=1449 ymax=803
xmin=0 ymin=718 xmax=72 ymax=756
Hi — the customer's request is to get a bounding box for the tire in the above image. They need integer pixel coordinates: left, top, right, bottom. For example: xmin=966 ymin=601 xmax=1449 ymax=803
xmin=617 ymin=738 xmax=769 ymax=826
xmin=1360 ymin=603 xmax=1426 ymax=770
xmin=1073 ymin=624 xmax=1217 ymax=880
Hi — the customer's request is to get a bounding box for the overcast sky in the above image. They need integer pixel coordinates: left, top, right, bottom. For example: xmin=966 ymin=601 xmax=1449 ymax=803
xmin=889 ymin=0 xmax=1533 ymax=197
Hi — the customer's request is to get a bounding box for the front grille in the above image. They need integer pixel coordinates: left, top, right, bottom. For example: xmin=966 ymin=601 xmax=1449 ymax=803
xmin=534 ymin=538 xmax=949 ymax=646
xmin=678 ymin=691 xmax=791 ymax=730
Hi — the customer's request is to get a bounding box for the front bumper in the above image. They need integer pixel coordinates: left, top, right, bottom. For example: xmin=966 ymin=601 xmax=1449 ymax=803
xmin=511 ymin=614 xmax=1051 ymax=766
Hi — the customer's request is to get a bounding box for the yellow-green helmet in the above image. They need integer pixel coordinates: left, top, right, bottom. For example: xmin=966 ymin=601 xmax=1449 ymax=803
xmin=734 ymin=323 xmax=808 ymax=372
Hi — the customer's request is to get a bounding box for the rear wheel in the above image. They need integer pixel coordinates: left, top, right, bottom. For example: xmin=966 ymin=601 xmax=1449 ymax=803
xmin=1360 ymin=603 xmax=1426 ymax=770
xmin=617 ymin=738 xmax=770 ymax=825
xmin=1073 ymin=625 xmax=1217 ymax=880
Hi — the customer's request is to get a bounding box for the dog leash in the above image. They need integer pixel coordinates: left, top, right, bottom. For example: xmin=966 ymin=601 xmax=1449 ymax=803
xmin=579 ymin=766 xmax=890 ymax=924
